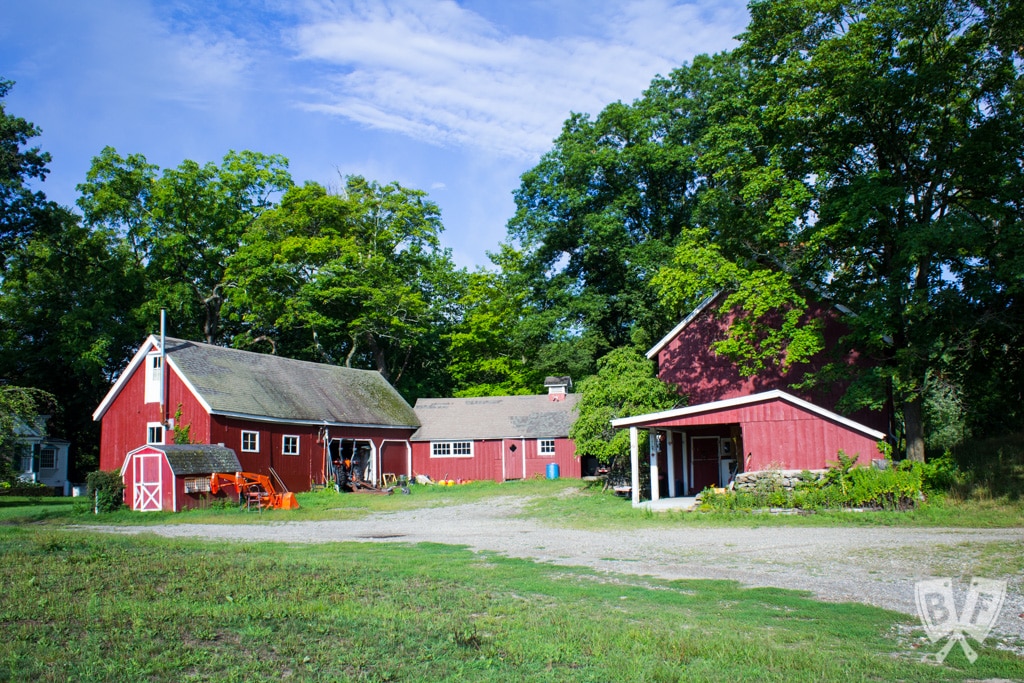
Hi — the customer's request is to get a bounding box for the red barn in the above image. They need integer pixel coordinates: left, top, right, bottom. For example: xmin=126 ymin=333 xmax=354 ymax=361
xmin=93 ymin=336 xmax=420 ymax=496
xmin=409 ymin=380 xmax=580 ymax=482
xmin=614 ymin=293 xmax=890 ymax=506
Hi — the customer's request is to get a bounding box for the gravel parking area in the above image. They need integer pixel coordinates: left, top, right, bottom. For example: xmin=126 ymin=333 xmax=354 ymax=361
xmin=84 ymin=496 xmax=1024 ymax=646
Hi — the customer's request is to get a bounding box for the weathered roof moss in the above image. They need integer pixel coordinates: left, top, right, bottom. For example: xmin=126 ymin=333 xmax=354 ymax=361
xmin=151 ymin=444 xmax=242 ymax=475
xmin=165 ymin=338 xmax=419 ymax=428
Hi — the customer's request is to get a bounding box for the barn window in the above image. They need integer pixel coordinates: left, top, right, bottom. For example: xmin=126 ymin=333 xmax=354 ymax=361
xmin=538 ymin=439 xmax=556 ymax=456
xmin=184 ymin=476 xmax=211 ymax=493
xmin=147 ymin=423 xmax=164 ymax=445
xmin=144 ymin=353 xmax=163 ymax=404
xmin=282 ymin=435 xmax=299 ymax=455
xmin=39 ymin=447 xmax=57 ymax=469
xmin=241 ymin=431 xmax=259 ymax=452
xmin=431 ymin=441 xmax=472 ymax=458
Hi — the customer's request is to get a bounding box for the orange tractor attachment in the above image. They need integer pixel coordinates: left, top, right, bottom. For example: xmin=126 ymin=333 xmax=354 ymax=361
xmin=210 ymin=471 xmax=300 ymax=510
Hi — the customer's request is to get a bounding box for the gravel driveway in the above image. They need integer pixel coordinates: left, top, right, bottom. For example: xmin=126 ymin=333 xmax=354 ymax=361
xmin=84 ymin=495 xmax=1024 ymax=646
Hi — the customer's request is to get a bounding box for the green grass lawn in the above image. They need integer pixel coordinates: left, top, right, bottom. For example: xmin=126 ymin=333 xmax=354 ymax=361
xmin=2 ymin=526 xmax=1021 ymax=682
xmin=4 ymin=477 xmax=1023 ymax=528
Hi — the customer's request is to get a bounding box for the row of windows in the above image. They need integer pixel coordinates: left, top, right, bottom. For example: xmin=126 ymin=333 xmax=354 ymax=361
xmin=145 ymin=425 xmax=300 ymax=455
xmin=241 ymin=432 xmax=299 ymax=455
xmin=430 ymin=439 xmax=558 ymax=458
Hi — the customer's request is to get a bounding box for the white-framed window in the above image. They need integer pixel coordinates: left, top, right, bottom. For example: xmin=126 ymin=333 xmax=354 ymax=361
xmin=241 ymin=430 xmax=259 ymax=452
xmin=184 ymin=476 xmax=211 ymax=493
xmin=431 ymin=441 xmax=473 ymax=458
xmin=538 ymin=439 xmax=556 ymax=456
xmin=39 ymin=447 xmax=57 ymax=469
xmin=144 ymin=353 xmax=163 ymax=404
xmin=282 ymin=435 xmax=299 ymax=455
xmin=147 ymin=422 xmax=164 ymax=445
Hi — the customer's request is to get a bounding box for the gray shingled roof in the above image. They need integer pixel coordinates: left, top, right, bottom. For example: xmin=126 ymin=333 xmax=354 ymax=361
xmin=165 ymin=338 xmax=419 ymax=428
xmin=412 ymin=394 xmax=580 ymax=441
xmin=150 ymin=444 xmax=242 ymax=476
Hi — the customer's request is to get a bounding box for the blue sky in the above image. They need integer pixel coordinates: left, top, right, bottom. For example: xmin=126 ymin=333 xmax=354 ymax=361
xmin=2 ymin=0 xmax=749 ymax=269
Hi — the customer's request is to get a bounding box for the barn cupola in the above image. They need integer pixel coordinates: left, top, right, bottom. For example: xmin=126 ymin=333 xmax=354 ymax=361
xmin=544 ymin=376 xmax=572 ymax=402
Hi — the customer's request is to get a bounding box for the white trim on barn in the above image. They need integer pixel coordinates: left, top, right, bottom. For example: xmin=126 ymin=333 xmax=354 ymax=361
xmin=611 ymin=389 xmax=886 ymax=441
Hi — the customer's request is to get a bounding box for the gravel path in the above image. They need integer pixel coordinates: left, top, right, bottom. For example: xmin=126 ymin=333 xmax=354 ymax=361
xmin=82 ymin=495 xmax=1024 ymax=644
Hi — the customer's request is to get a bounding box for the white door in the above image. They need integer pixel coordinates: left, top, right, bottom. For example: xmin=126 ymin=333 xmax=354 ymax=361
xmin=133 ymin=452 xmax=163 ymax=511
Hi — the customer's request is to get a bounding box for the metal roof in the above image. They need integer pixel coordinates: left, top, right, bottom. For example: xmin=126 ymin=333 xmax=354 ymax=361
xmin=411 ymin=394 xmax=580 ymax=441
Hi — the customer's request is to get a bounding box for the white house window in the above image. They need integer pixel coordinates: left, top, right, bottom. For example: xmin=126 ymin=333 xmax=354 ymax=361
xmin=147 ymin=423 xmax=164 ymax=445
xmin=144 ymin=353 xmax=163 ymax=404
xmin=241 ymin=431 xmax=259 ymax=452
xmin=538 ymin=439 xmax=556 ymax=456
xmin=282 ymin=435 xmax=299 ymax=455
xmin=39 ymin=447 xmax=57 ymax=469
xmin=431 ymin=441 xmax=473 ymax=458
xmin=184 ymin=476 xmax=211 ymax=493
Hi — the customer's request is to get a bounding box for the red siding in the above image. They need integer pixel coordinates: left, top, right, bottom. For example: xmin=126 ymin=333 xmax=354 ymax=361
xmin=209 ymin=416 xmax=415 ymax=492
xmin=411 ymin=437 xmax=580 ymax=482
xmin=656 ymin=300 xmax=887 ymax=433
xmin=638 ymin=397 xmax=879 ymax=471
xmin=100 ymin=346 xmax=210 ymax=473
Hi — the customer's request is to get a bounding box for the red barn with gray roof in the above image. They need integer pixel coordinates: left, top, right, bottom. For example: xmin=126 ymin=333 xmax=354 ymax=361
xmin=94 ymin=336 xmax=420 ymax=494
xmin=410 ymin=388 xmax=581 ymax=482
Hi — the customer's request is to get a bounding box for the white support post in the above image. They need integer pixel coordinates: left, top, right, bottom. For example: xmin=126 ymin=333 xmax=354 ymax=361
xmin=629 ymin=427 xmax=640 ymax=507
xmin=666 ymin=431 xmax=676 ymax=498
xmin=650 ymin=430 xmax=660 ymax=502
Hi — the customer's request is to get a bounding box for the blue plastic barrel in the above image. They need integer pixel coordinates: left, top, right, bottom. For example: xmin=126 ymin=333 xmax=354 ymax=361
xmin=545 ymin=463 xmax=560 ymax=480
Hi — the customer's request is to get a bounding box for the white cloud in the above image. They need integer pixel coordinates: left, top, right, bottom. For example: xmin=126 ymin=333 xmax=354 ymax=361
xmin=286 ymin=0 xmax=745 ymax=161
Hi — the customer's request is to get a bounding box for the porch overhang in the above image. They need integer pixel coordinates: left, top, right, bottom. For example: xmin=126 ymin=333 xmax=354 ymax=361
xmin=611 ymin=390 xmax=886 ymax=508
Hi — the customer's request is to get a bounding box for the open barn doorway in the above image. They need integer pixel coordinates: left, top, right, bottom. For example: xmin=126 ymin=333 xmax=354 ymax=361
xmin=326 ymin=439 xmax=375 ymax=490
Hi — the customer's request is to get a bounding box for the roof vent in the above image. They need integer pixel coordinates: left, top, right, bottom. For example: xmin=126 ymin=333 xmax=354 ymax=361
xmin=543 ymin=376 xmax=572 ymax=401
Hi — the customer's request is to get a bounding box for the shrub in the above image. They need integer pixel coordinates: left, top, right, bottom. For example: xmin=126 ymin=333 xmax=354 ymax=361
xmin=85 ymin=470 xmax=124 ymax=513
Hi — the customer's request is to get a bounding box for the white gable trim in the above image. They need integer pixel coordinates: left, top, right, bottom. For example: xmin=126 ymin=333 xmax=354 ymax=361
xmin=93 ymin=336 xmax=161 ymax=421
xmin=93 ymin=336 xmax=211 ymax=422
xmin=610 ymin=389 xmax=886 ymax=440
xmin=646 ymin=292 xmax=721 ymax=359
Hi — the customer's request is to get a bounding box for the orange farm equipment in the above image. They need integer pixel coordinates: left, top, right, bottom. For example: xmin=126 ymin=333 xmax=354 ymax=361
xmin=210 ymin=471 xmax=300 ymax=510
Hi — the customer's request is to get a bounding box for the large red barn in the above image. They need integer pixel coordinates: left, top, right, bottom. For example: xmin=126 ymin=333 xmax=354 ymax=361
xmin=615 ymin=294 xmax=890 ymax=506
xmin=93 ymin=336 xmax=420 ymax=497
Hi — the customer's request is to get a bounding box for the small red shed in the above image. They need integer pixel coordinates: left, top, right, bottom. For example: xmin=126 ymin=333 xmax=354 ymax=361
xmin=120 ymin=444 xmax=242 ymax=512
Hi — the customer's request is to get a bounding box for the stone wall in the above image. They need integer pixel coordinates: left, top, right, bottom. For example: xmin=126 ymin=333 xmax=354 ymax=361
xmin=732 ymin=469 xmax=827 ymax=492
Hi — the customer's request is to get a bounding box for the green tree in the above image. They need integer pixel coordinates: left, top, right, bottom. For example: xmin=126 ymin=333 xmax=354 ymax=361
xmin=0 ymin=206 xmax=146 ymax=475
xmin=687 ymin=0 xmax=1024 ymax=460
xmin=0 ymin=79 xmax=52 ymax=269
xmin=503 ymin=52 xmax=748 ymax=383
xmin=569 ymin=347 xmax=680 ymax=465
xmin=77 ymin=147 xmax=293 ymax=343
xmin=225 ymin=178 xmax=459 ymax=397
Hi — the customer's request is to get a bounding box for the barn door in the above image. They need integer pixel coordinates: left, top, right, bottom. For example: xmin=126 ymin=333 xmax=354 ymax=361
xmin=503 ymin=440 xmax=523 ymax=480
xmin=689 ymin=436 xmax=720 ymax=495
xmin=133 ymin=452 xmax=163 ymax=511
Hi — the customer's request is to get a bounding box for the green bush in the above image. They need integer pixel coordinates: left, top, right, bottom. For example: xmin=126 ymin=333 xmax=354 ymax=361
xmin=85 ymin=470 xmax=124 ymax=513
xmin=699 ymin=453 xmax=924 ymax=512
